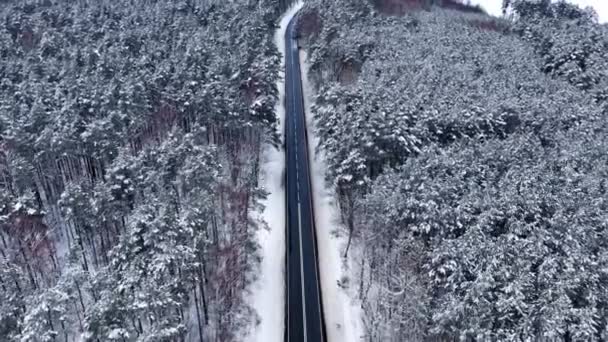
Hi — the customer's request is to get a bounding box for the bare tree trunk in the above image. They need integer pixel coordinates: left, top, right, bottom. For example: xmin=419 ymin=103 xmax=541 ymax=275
xmin=99 ymin=228 xmax=108 ymax=265
xmin=74 ymin=279 xmax=87 ymax=315
xmin=72 ymin=298 xmax=84 ymax=331
xmin=60 ymin=319 xmax=68 ymax=342
xmin=47 ymin=309 xmax=56 ymax=341
xmin=0 ymin=233 xmax=7 ymax=258
xmin=0 ymin=274 xmax=6 ymax=292
xmin=198 ymin=257 xmax=209 ymax=324
xmin=192 ymin=281 xmax=205 ymax=342
xmin=359 ymin=256 xmax=365 ymax=298
xmin=75 ymin=227 xmax=89 ymax=272
xmin=339 ymin=187 xmax=355 ymax=259
xmin=87 ymin=232 xmax=99 ymax=269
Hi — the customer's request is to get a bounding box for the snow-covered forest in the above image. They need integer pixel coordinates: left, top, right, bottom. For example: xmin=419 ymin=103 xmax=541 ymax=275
xmin=298 ymin=0 xmax=608 ymax=340
xmin=0 ymin=0 xmax=281 ymax=340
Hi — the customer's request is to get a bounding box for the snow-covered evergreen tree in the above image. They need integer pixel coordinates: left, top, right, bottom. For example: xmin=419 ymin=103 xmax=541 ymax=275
xmin=0 ymin=0 xmax=281 ymax=339
xmin=301 ymin=0 xmax=608 ymax=340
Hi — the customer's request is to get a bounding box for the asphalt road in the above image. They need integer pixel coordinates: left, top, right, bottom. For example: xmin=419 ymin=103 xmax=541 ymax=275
xmin=284 ymin=16 xmax=327 ymax=342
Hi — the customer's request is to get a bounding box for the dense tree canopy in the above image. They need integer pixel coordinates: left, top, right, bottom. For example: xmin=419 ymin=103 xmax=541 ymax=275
xmin=0 ymin=0 xmax=280 ymax=340
xmin=301 ymin=0 xmax=608 ymax=340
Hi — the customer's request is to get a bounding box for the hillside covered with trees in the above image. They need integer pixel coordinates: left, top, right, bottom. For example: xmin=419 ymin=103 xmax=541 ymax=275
xmin=298 ymin=0 xmax=608 ymax=340
xmin=0 ymin=0 xmax=280 ymax=340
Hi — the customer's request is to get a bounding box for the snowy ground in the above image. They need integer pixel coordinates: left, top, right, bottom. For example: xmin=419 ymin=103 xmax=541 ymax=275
xmin=243 ymin=3 xmax=303 ymax=342
xmin=300 ymin=50 xmax=365 ymax=342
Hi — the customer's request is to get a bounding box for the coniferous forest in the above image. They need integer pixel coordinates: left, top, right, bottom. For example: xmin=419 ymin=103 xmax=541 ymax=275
xmin=3 ymin=0 xmax=608 ymax=341
xmin=299 ymin=0 xmax=608 ymax=340
xmin=0 ymin=0 xmax=280 ymax=340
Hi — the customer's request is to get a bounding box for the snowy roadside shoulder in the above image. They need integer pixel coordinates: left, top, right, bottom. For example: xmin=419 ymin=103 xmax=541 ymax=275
xmin=243 ymin=3 xmax=303 ymax=342
xmin=299 ymin=49 xmax=365 ymax=341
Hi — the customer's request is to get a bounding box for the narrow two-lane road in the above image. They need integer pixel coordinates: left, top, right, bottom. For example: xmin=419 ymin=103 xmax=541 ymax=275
xmin=284 ymin=16 xmax=327 ymax=342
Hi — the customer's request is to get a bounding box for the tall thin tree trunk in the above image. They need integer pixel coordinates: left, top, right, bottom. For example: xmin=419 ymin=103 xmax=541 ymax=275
xmin=343 ymin=190 xmax=355 ymax=259
xmin=75 ymin=280 xmax=86 ymax=313
xmin=47 ymin=309 xmax=56 ymax=341
xmin=72 ymin=298 xmax=84 ymax=331
xmin=60 ymin=319 xmax=68 ymax=342
xmin=87 ymin=232 xmax=99 ymax=269
xmin=193 ymin=281 xmax=205 ymax=342
xmin=75 ymin=228 xmax=89 ymax=272
xmin=0 ymin=274 xmax=7 ymax=292
xmin=198 ymin=255 xmax=209 ymax=324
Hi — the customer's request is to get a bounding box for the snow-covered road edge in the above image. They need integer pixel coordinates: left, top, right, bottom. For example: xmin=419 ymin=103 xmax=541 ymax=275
xmin=300 ymin=50 xmax=365 ymax=341
xmin=244 ymin=3 xmax=303 ymax=342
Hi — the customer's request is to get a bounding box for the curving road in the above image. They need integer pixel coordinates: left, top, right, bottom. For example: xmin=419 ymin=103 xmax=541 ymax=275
xmin=284 ymin=15 xmax=327 ymax=342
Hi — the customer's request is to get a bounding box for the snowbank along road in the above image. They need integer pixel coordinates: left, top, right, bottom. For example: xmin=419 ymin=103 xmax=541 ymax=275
xmin=284 ymin=14 xmax=327 ymax=342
